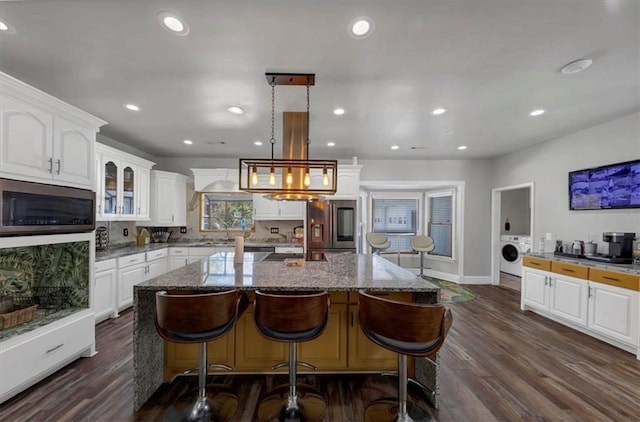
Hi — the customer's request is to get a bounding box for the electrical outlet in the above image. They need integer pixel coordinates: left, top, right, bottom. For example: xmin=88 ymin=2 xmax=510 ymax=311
xmin=180 ymin=227 xmax=187 ymax=234
xmin=123 ymin=228 xmax=128 ymax=237
xmin=546 ymin=232 xmax=553 ymax=240
xmin=270 ymin=228 xmax=279 ymax=234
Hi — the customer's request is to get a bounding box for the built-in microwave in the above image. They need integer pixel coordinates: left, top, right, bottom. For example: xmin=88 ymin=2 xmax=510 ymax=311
xmin=0 ymin=178 xmax=95 ymax=236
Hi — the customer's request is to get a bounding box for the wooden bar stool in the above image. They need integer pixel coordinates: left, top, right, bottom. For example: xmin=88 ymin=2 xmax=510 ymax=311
xmin=155 ymin=289 xmax=248 ymax=421
xmin=410 ymin=236 xmax=435 ymax=277
xmin=358 ymin=291 xmax=453 ymax=422
xmin=254 ymin=290 xmax=330 ymax=422
xmin=367 ymin=232 xmax=391 ymax=255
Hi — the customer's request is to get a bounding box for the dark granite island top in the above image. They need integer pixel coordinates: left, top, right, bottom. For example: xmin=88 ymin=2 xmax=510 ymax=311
xmin=133 ymin=252 xmax=441 ymax=410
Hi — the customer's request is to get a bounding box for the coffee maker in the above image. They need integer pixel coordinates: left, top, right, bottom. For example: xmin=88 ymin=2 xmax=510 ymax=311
xmin=586 ymin=232 xmax=635 ymax=264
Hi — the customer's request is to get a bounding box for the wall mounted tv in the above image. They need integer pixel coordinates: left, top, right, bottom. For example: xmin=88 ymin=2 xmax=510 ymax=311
xmin=569 ymin=159 xmax=640 ymax=210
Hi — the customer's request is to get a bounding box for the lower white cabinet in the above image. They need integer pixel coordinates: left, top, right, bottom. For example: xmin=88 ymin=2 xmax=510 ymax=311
xmin=94 ymin=259 xmax=117 ymax=323
xmin=588 ymin=281 xmax=639 ymax=347
xmin=146 ymin=248 xmax=168 ymax=280
xmin=0 ymin=310 xmax=94 ymax=403
xmin=117 ymin=253 xmax=146 ymax=311
xmin=169 ymin=247 xmax=189 ymax=270
xmin=522 ymin=267 xmax=550 ymax=311
xmin=548 ymin=273 xmax=589 ymax=327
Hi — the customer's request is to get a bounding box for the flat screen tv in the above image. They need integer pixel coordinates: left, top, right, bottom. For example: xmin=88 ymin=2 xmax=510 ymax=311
xmin=569 ymin=159 xmax=640 ymax=210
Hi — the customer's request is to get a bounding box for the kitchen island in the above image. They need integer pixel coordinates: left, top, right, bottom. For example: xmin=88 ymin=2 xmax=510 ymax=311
xmin=132 ymin=252 xmax=441 ymax=410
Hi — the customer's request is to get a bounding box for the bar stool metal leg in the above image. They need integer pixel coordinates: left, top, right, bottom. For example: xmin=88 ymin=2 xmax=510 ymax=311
xmin=189 ymin=342 xmax=212 ymax=421
xmin=287 ymin=342 xmax=300 ymax=412
xmin=419 ymin=251 xmax=424 ymax=277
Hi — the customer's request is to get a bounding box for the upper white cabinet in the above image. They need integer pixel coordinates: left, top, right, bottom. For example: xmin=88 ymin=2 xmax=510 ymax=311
xmin=253 ymin=194 xmax=305 ymax=220
xmin=95 ymin=143 xmax=154 ymax=221
xmin=0 ymin=72 xmax=106 ymax=189
xmin=309 ymin=164 xmax=362 ymax=199
xmin=148 ymin=170 xmax=188 ymax=226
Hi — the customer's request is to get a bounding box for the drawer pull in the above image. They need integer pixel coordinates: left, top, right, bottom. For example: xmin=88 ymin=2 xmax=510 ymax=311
xmin=130 ymin=259 xmax=137 ymax=262
xmin=530 ymin=262 xmax=540 ymax=266
xmin=602 ymin=276 xmax=620 ymax=282
xmin=562 ymin=268 xmax=574 ymax=273
xmin=46 ymin=343 xmax=64 ymax=354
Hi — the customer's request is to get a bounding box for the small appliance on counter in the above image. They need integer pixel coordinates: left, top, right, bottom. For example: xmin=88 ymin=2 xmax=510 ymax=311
xmin=553 ymin=239 xmax=586 ymax=258
xmin=585 ymin=232 xmax=635 ymax=264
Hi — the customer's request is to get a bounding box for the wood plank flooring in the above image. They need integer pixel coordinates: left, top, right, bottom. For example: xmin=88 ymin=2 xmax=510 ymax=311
xmin=1 ymin=286 xmax=639 ymax=421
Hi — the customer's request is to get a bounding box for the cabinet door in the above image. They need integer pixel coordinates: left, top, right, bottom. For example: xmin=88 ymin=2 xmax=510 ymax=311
xmin=588 ymin=282 xmax=639 ymax=346
xmin=169 ymin=256 xmax=189 ymax=271
xmin=234 ymin=304 xmax=288 ymax=371
xmin=0 ymin=94 xmax=53 ymax=180
xmin=121 ymin=165 xmax=136 ymax=218
xmin=94 ymin=268 xmax=116 ymax=323
xmin=146 ymin=258 xmax=167 ymax=281
xmin=136 ymin=166 xmax=150 ymax=219
xmin=298 ymin=304 xmax=348 ymax=369
xmin=172 ymin=177 xmax=187 ymax=226
xmin=277 ymin=201 xmax=305 ymax=219
xmin=253 ymin=194 xmax=279 ymax=219
xmin=101 ymin=158 xmax=119 ymax=217
xmin=548 ymin=274 xmax=588 ymax=327
xmin=347 ymin=304 xmax=398 ymax=370
xmin=118 ymin=264 xmax=145 ymax=310
xmin=52 ymin=116 xmax=95 ymax=188
xmin=334 ymin=171 xmax=359 ymax=198
xmin=155 ymin=175 xmax=177 ymax=225
xmin=522 ymin=268 xmax=549 ymax=311
xmin=164 ymin=334 xmax=235 ymax=382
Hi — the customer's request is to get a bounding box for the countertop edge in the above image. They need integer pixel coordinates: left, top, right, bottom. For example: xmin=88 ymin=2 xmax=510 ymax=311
xmin=526 ymin=252 xmax=640 ymax=275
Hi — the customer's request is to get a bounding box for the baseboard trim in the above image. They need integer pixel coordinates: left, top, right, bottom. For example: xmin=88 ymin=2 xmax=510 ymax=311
xmin=461 ymin=276 xmax=491 ymax=285
xmin=422 ymin=269 xmax=460 ymax=283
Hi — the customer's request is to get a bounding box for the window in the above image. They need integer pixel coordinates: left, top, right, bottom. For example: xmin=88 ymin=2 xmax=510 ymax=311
xmin=426 ymin=191 xmax=453 ymax=257
xmin=200 ymin=192 xmax=253 ymax=232
xmin=371 ymin=197 xmax=418 ymax=253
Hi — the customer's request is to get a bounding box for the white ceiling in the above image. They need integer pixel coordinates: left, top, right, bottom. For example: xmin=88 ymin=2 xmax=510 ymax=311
xmin=0 ymin=1 xmax=638 ymax=161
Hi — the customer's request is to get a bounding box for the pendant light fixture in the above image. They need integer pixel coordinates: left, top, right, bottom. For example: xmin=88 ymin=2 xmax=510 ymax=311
xmin=239 ymin=73 xmax=337 ymax=201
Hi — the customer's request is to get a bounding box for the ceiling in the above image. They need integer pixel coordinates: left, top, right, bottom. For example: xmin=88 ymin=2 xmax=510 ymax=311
xmin=0 ymin=1 xmax=638 ymax=161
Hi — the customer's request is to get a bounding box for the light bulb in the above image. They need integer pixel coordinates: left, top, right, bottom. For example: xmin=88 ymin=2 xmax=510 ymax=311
xmin=304 ymin=170 xmax=311 ymax=187
xmin=269 ymin=167 xmax=276 ymax=186
xmin=251 ymin=167 xmax=258 ymax=185
xmin=286 ymin=167 xmax=293 ymax=185
xmin=322 ymin=167 xmax=329 ymax=186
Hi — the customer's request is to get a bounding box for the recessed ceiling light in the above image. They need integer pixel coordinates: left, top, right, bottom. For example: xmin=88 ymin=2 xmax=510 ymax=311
xmin=227 ymin=106 xmax=244 ymax=115
xmin=254 ymin=141 xmax=263 ymax=146
xmin=333 ymin=108 xmax=345 ymax=116
xmin=457 ymin=145 xmax=468 ymax=150
xmin=327 ymin=142 xmax=336 ymax=147
xmin=390 ymin=145 xmax=400 ymax=150
xmin=125 ymin=104 xmax=140 ymax=111
xmin=349 ymin=17 xmax=375 ymax=39
xmin=158 ymin=12 xmax=190 ymax=36
xmin=560 ymin=58 xmax=593 ymax=74
xmin=0 ymin=20 xmax=16 ymax=34
xmin=183 ymin=139 xmax=193 ymax=145
xmin=431 ymin=107 xmax=448 ymax=116
xmin=529 ymin=109 xmax=545 ymax=117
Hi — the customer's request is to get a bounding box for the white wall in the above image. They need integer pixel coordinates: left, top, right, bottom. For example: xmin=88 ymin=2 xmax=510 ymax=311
xmin=501 ymin=188 xmax=531 ymax=235
xmin=492 ymin=112 xmax=640 ymax=254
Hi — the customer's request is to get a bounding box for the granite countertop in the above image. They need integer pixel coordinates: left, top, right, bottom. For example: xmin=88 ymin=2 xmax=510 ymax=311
xmin=527 ymin=252 xmax=640 ymax=275
xmin=96 ymin=241 xmax=303 ymax=262
xmin=136 ymin=252 xmax=440 ymax=292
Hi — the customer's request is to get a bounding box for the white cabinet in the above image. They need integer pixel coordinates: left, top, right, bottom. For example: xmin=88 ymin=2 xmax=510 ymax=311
xmin=548 ymin=273 xmax=589 ymax=327
xmin=168 ymin=247 xmax=189 ymax=271
xmin=522 ymin=267 xmax=549 ymax=311
xmin=145 ymin=248 xmax=169 ymax=280
xmin=333 ymin=165 xmax=362 ymax=199
xmin=0 ymin=72 xmax=106 ymax=189
xmin=253 ymin=194 xmax=305 ymax=220
xmin=94 ymin=259 xmax=117 ymax=323
xmin=588 ymin=281 xmax=639 ymax=347
xmin=117 ymin=253 xmax=146 ymax=311
xmin=148 ymin=170 xmax=188 ymax=226
xmin=275 ymin=246 xmax=304 ymax=254
xmin=96 ymin=143 xmax=154 ymax=221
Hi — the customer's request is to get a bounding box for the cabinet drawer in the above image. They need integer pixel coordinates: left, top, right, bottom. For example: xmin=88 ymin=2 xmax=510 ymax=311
xmin=589 ymin=268 xmax=639 ymax=291
xmin=117 ymin=252 xmax=146 ymax=268
xmin=146 ymin=248 xmax=168 ymax=261
xmin=275 ymin=246 xmax=304 ymax=254
xmin=95 ymin=258 xmax=116 ymax=272
xmin=523 ymin=256 xmax=551 ymax=271
xmin=169 ymin=247 xmax=188 ymax=256
xmin=0 ymin=312 xmax=93 ymax=397
xmin=551 ymin=261 xmax=589 ymax=280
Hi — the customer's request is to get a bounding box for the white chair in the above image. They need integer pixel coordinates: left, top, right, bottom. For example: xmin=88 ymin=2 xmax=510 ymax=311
xmin=411 ymin=236 xmax=435 ymax=277
xmin=366 ymin=233 xmax=391 ymax=255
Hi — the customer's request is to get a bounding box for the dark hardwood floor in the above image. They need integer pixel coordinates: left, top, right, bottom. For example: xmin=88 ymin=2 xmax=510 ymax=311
xmin=2 ymin=286 xmax=639 ymax=421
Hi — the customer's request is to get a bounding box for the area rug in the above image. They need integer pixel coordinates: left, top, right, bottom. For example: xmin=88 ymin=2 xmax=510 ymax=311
xmin=425 ymin=278 xmax=476 ymax=304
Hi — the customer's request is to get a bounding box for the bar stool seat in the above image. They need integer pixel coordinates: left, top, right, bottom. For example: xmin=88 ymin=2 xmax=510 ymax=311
xmin=367 ymin=233 xmax=391 ymax=255
xmin=254 ymin=290 xmax=330 ymax=422
xmin=155 ymin=289 xmax=248 ymax=422
xmin=411 ymin=236 xmax=435 ymax=278
xmin=358 ymin=291 xmax=452 ymax=422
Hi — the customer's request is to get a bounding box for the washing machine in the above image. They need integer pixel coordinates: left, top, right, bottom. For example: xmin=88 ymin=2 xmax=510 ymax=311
xmin=500 ymin=235 xmax=532 ymax=277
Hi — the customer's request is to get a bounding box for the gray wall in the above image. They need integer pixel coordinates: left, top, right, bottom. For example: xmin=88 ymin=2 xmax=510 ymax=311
xmin=501 ymin=188 xmax=531 ymax=235
xmin=492 ymin=111 xmax=640 ymax=254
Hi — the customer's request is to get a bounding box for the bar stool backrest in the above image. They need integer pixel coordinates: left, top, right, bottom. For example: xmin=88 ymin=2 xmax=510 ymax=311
xmin=358 ymin=291 xmax=452 ymax=357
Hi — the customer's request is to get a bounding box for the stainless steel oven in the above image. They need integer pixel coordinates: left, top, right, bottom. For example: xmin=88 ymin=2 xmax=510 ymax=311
xmin=0 ymin=178 xmax=95 ymax=236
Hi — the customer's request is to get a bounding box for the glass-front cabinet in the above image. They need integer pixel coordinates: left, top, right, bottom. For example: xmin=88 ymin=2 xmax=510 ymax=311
xmin=96 ymin=143 xmax=154 ymax=221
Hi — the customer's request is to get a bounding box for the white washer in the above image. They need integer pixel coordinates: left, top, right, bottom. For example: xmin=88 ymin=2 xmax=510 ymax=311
xmin=500 ymin=235 xmax=532 ymax=277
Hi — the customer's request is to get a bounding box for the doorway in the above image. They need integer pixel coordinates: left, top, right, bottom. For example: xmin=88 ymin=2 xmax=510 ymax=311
xmin=490 ymin=182 xmax=534 ymax=289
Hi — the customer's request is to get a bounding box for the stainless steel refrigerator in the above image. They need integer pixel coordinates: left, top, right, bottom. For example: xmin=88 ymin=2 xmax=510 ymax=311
xmin=307 ymin=200 xmax=357 ymax=254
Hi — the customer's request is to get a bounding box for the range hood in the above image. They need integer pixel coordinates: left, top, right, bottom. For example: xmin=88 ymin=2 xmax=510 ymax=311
xmin=239 ymin=73 xmax=337 ymax=201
